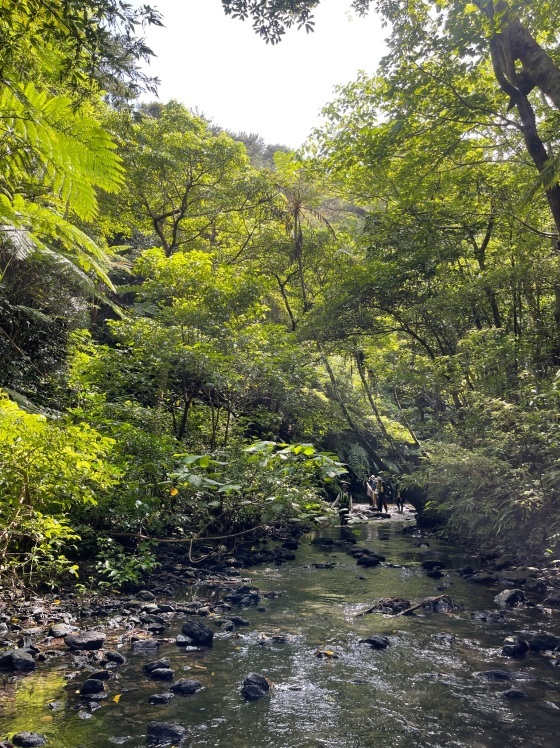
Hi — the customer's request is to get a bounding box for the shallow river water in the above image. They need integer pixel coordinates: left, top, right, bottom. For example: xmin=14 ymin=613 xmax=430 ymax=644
xmin=1 ymin=518 xmax=560 ymax=747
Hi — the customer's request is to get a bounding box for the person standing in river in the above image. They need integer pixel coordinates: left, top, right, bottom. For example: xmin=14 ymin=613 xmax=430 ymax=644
xmin=332 ymin=481 xmax=352 ymax=525
xmin=375 ymin=475 xmax=387 ymax=512
xmin=395 ymin=482 xmax=404 ymax=512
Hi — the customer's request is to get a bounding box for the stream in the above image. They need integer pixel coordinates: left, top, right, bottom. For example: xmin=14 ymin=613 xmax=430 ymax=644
xmin=1 ymin=517 xmax=559 ymax=747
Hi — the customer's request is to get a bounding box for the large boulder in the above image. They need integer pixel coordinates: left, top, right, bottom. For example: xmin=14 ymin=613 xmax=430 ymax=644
xmin=0 ymin=649 xmax=36 ymax=672
xmin=180 ymin=620 xmax=213 ymax=646
xmin=241 ymin=672 xmax=270 ymax=701
xmin=146 ymin=721 xmax=187 ymax=747
xmin=64 ymin=630 xmax=106 ymax=651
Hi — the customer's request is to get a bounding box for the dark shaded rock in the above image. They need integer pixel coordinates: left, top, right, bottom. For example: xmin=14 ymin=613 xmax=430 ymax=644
xmin=105 ymin=650 xmax=126 ymax=664
xmin=502 ymin=636 xmax=529 ymax=657
xmin=136 ymin=590 xmax=156 ymax=601
xmin=227 ymin=616 xmax=250 ymax=627
xmin=544 ymin=594 xmax=560 ymax=607
xmin=526 ymin=632 xmax=560 ymax=652
xmin=458 ymin=565 xmax=475 ymax=576
xmin=421 ymin=560 xmax=446 ymax=571
xmin=311 ymin=537 xmax=334 ymax=546
xmin=357 ymin=556 xmax=381 ymax=568
xmin=497 ymin=569 xmax=529 ymax=585
xmin=180 ymin=620 xmax=213 ymax=646
xmin=471 ymin=610 xmax=506 ymax=624
xmin=146 ymin=721 xmax=187 ymax=747
xmin=12 ymin=733 xmax=47 ymax=747
xmin=131 ymin=638 xmax=160 ymax=655
xmin=467 ymin=572 xmax=497 ymax=585
xmin=493 ymin=555 xmax=515 ymax=571
xmin=79 ymin=678 xmax=105 ymax=695
xmin=49 ymin=623 xmax=74 ymax=638
xmin=432 ymin=633 xmax=455 ymax=646
xmin=0 ymin=649 xmax=36 ymax=672
xmin=149 ymin=668 xmax=175 ymax=681
xmin=242 ymin=672 xmax=270 ymax=701
xmin=89 ymin=669 xmax=111 ymax=681
xmin=500 ymin=688 xmax=526 ymax=699
xmin=282 ymin=539 xmax=299 ymax=550
xmin=426 ymin=569 xmax=444 ymax=579
xmin=359 ymin=635 xmax=390 ymax=650
xmin=479 ymin=670 xmax=515 ymax=680
xmin=312 ymin=563 xmax=336 ymax=569
xmin=170 ymin=678 xmax=204 ymax=695
xmin=494 ymin=589 xmax=526 ymax=609
xmin=525 ymin=580 xmax=546 ymax=594
xmin=143 ymin=658 xmax=171 ymax=674
xmin=64 ymin=631 xmax=106 ymax=651
xmin=148 ymin=692 xmax=175 ymax=705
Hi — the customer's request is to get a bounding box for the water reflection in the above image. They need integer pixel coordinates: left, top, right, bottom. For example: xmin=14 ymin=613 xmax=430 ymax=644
xmin=1 ymin=520 xmax=559 ymax=747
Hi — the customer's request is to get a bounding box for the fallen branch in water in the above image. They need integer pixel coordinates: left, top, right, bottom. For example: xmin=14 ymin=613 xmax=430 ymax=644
xmin=355 ymin=594 xmax=454 ymax=617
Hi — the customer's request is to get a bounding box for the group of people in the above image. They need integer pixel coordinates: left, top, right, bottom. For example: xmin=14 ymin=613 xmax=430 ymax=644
xmin=332 ymin=474 xmax=405 ymax=525
xmin=366 ymin=474 xmax=404 ymax=513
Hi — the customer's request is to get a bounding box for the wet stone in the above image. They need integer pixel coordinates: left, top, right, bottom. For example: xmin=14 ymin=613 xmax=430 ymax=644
xmin=180 ymin=620 xmax=213 ymax=646
xmin=170 ymin=678 xmax=204 ymax=695
xmin=143 ymin=658 xmax=171 ymax=674
xmin=149 ymin=668 xmax=175 ymax=681
xmin=500 ymin=689 xmax=527 ymax=699
xmin=146 ymin=721 xmax=187 ymax=747
xmin=148 ymin=692 xmax=175 ymax=705
xmin=360 ymin=634 xmax=390 ymax=650
xmin=79 ymin=678 xmax=105 ymax=695
xmin=12 ymin=734 xmax=47 ymax=747
xmin=105 ymin=650 xmax=126 ymax=665
xmin=0 ymin=649 xmax=36 ymax=672
xmin=49 ymin=623 xmax=74 ymax=638
xmin=131 ymin=638 xmax=160 ymax=655
xmin=502 ymin=637 xmax=529 ymax=657
xmin=64 ymin=631 xmax=106 ymax=651
xmin=242 ymin=672 xmax=270 ymax=701
xmin=494 ymin=589 xmax=526 ymax=608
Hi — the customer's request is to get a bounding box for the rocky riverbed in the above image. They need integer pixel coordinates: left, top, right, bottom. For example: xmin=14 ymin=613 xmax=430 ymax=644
xmin=1 ymin=512 xmax=560 ymax=747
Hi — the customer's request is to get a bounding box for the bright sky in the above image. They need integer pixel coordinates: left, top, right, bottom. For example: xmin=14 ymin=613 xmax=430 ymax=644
xmin=140 ymin=0 xmax=386 ymax=148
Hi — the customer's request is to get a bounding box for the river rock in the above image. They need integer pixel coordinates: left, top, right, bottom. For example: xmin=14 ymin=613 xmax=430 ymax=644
xmin=241 ymin=672 xmax=270 ymax=700
xmin=79 ymin=678 xmax=105 ymax=695
xmin=105 ymin=650 xmax=126 ymax=664
xmin=180 ymin=620 xmax=213 ymax=646
xmin=49 ymin=623 xmax=74 ymax=638
xmin=467 ymin=572 xmax=497 ymax=584
xmin=131 ymin=638 xmax=160 ymax=654
xmin=543 ymin=593 xmax=560 ymax=607
xmin=11 ymin=733 xmax=47 ymax=747
xmin=143 ymin=658 xmax=171 ymax=674
xmin=426 ymin=569 xmax=444 ymax=579
xmin=227 ymin=616 xmax=250 ymax=627
xmin=89 ymin=669 xmax=111 ymax=680
xmin=0 ymin=649 xmax=36 ymax=672
xmin=64 ymin=630 xmax=106 ymax=651
xmin=494 ymin=589 xmax=526 ymax=608
xmin=421 ymin=560 xmax=446 ymax=570
xmin=148 ymin=692 xmax=175 ymax=705
xmin=357 ymin=556 xmax=381 ymax=568
xmin=170 ymin=678 xmax=204 ymax=695
xmin=360 ymin=634 xmax=390 ymax=650
xmin=499 ymin=688 xmax=526 ymax=699
xmin=136 ymin=590 xmax=156 ymax=601
xmin=149 ymin=668 xmax=175 ymax=681
xmin=502 ymin=636 xmax=529 ymax=657
xmin=526 ymin=632 xmax=560 ymax=652
xmin=146 ymin=721 xmax=187 ymax=746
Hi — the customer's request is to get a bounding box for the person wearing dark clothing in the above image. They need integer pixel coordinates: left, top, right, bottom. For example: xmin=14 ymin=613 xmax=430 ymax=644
xmin=333 ymin=482 xmax=353 ymax=525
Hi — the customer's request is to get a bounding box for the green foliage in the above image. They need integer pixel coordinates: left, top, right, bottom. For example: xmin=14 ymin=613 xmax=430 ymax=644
xmin=0 ymin=392 xmax=119 ymax=583
xmin=95 ymin=538 xmax=159 ymax=588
